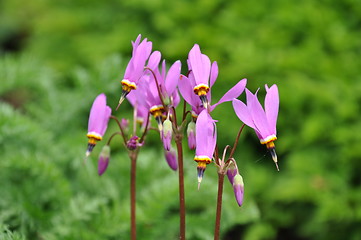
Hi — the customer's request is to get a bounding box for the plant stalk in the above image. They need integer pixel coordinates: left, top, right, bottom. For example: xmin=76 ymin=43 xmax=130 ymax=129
xmin=175 ymin=138 xmax=186 ymax=240
xmin=214 ymin=173 xmax=225 ymax=240
xmin=129 ymin=150 xmax=137 ymax=240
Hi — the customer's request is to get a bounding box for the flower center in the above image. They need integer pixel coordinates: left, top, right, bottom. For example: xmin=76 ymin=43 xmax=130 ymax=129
xmin=193 ymin=84 xmax=209 ymax=96
xmin=121 ymin=79 xmax=137 ymax=92
xmin=260 ymin=134 xmax=277 ymax=145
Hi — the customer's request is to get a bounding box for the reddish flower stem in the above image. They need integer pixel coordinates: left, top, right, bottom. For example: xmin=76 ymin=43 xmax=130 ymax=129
xmin=229 ymin=124 xmax=245 ymax=159
xmin=172 ymin=106 xmax=186 ymax=240
xmin=175 ymin=138 xmax=186 ymax=240
xmin=129 ymin=150 xmax=137 ymax=240
xmin=214 ymin=173 xmax=225 ymax=240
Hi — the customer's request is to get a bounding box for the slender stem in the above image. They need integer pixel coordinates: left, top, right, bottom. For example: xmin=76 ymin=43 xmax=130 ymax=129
xmin=106 ymin=132 xmax=123 ymax=146
xmin=110 ymin=115 xmax=128 ymax=143
xmin=144 ymin=67 xmax=166 ymax=108
xmin=129 ymin=150 xmax=137 ymax=240
xmin=182 ymin=99 xmax=187 ymax=122
xmin=214 ymin=173 xmax=225 ymax=240
xmin=175 ymin=138 xmax=186 ymax=240
xmin=139 ymin=113 xmax=150 ymax=144
xmin=229 ymin=124 xmax=246 ymax=159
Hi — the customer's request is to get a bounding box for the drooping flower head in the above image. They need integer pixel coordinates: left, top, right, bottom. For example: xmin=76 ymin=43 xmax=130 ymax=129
xmin=194 ymin=109 xmax=217 ymax=188
xmin=187 ymin=44 xmax=218 ymax=109
xmin=233 ymin=174 xmax=244 ymax=207
xmin=98 ymin=145 xmax=111 ymax=176
xmin=86 ymin=93 xmax=112 ymax=157
xmin=117 ymin=34 xmax=153 ymax=109
xmin=232 ymin=84 xmax=279 ymax=170
xmin=164 ymin=148 xmax=178 ymax=171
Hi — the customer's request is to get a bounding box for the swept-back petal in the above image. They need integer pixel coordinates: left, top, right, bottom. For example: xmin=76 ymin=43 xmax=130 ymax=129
xmin=265 ymin=84 xmax=279 ymax=135
xmin=207 ymin=119 xmax=217 ymax=158
xmin=100 ymin=106 xmax=112 ymax=136
xmin=195 ymin=110 xmax=210 ymax=156
xmin=210 ymin=61 xmax=218 ymax=87
xmin=246 ymin=89 xmax=272 ymax=139
xmin=188 ymin=44 xmax=211 ymax=85
xmin=88 ymin=93 xmax=107 ymax=133
xmin=178 ymin=75 xmax=197 ymax=107
xmin=147 ymin=51 xmax=161 ymax=70
xmin=232 ymin=99 xmax=255 ymax=129
xmin=211 ymin=79 xmax=247 ymax=111
xmin=165 ymin=60 xmax=181 ymax=95
xmin=131 ymin=34 xmax=142 ymax=55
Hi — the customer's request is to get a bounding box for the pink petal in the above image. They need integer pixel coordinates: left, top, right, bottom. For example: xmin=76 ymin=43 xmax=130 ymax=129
xmin=246 ymin=89 xmax=272 ymax=139
xmin=195 ymin=109 xmax=209 ymax=156
xmin=232 ymin=99 xmax=255 ymax=129
xmin=195 ymin=110 xmax=216 ymax=158
xmin=100 ymin=106 xmax=112 ymax=136
xmin=265 ymin=84 xmax=279 ymax=135
xmin=165 ymin=60 xmax=181 ymax=95
xmin=178 ymin=75 xmax=197 ymax=107
xmin=210 ymin=61 xmax=218 ymax=87
xmin=211 ymin=79 xmax=247 ymax=111
xmin=88 ymin=93 xmax=107 ymax=133
xmin=147 ymin=51 xmax=161 ymax=70
xmin=188 ymin=44 xmax=211 ymax=85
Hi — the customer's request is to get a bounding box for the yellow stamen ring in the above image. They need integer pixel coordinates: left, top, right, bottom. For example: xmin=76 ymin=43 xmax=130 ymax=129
xmin=260 ymin=134 xmax=277 ymax=145
xmin=121 ymin=79 xmax=137 ymax=92
xmin=87 ymin=133 xmax=102 ymax=145
xmin=150 ymin=105 xmax=165 ymax=117
xmin=193 ymin=84 xmax=209 ymax=96
xmin=194 ymin=155 xmax=212 ymax=164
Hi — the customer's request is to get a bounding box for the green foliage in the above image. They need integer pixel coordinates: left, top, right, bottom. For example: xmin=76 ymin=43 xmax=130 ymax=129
xmin=1 ymin=0 xmax=361 ymax=239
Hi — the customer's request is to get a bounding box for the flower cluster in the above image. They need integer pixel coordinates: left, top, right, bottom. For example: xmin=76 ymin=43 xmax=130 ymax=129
xmin=85 ymin=34 xmax=280 ymax=207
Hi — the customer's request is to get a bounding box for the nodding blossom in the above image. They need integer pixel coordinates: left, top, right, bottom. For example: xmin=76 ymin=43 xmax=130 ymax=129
xmin=117 ymin=34 xmax=153 ymax=109
xmin=187 ymin=44 xmax=218 ymax=109
xmin=98 ymin=145 xmax=111 ymax=176
xmin=232 ymin=84 xmax=280 ymax=170
xmin=164 ymin=148 xmax=178 ymax=171
xmin=86 ymin=93 xmax=111 ymax=157
xmin=233 ymin=174 xmax=244 ymax=207
xmin=194 ymin=109 xmax=217 ymax=189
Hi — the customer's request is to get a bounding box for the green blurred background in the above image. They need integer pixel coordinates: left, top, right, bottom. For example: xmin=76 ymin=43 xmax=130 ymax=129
xmin=1 ymin=0 xmax=361 ymax=239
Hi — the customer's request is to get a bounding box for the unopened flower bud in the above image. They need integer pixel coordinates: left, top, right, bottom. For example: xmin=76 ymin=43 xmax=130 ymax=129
xmin=127 ymin=136 xmax=139 ymax=150
xmin=162 ymin=118 xmax=172 ymax=151
xmin=227 ymin=161 xmax=238 ymax=185
xmin=98 ymin=145 xmax=111 ymax=176
xmin=164 ymin=148 xmax=178 ymax=171
xmin=186 ymin=121 xmax=196 ymax=150
xmin=233 ymin=174 xmax=244 ymax=207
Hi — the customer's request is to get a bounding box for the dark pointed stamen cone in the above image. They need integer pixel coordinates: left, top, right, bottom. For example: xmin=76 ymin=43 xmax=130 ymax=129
xmin=86 ymin=143 xmax=96 ymax=157
xmin=199 ymin=95 xmax=209 ymax=109
xmin=155 ymin=115 xmax=163 ymax=132
xmin=197 ymin=162 xmax=207 ymax=190
xmin=116 ymin=90 xmax=130 ymax=110
xmin=269 ymin=147 xmax=279 ymax=171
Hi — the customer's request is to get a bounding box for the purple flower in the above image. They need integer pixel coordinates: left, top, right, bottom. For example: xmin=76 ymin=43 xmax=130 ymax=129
xmin=98 ymin=145 xmax=110 ymax=176
xmin=178 ymin=69 xmax=247 ymax=116
xmin=117 ymin=35 xmax=153 ymax=109
xmin=194 ymin=109 xmax=217 ymax=188
xmin=86 ymin=93 xmax=112 ymax=157
xmin=187 ymin=44 xmax=215 ymax=109
xmin=232 ymin=84 xmax=279 ymax=170
xmin=233 ymin=174 xmax=244 ymax=207
xmin=164 ymin=148 xmax=178 ymax=171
